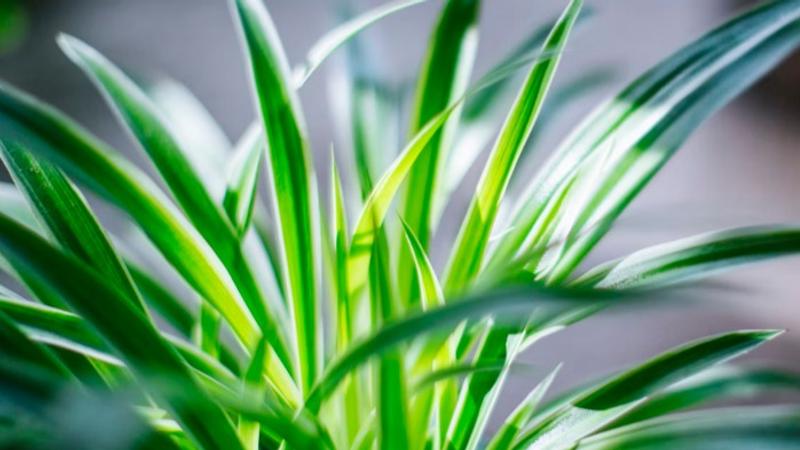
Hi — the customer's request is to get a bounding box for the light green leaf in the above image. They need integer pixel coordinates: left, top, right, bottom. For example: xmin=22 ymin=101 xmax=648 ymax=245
xmin=485 ymin=365 xmax=560 ymax=450
xmin=143 ymin=76 xmax=232 ymax=199
xmin=233 ymin=0 xmax=321 ymax=395
xmin=0 ymin=212 xmax=246 ymax=450
xmin=347 ymin=104 xmax=459 ymax=298
xmin=578 ymin=225 xmax=800 ymax=289
xmin=515 ymin=330 xmax=780 ymax=449
xmin=224 ymin=124 xmax=264 ymax=237
xmin=397 ymin=0 xmax=482 ymax=308
xmin=575 ymin=407 xmax=800 ymax=450
xmin=0 ymin=140 xmax=147 ymax=313
xmin=293 ymin=0 xmax=428 ymax=87
xmin=444 ymin=0 xmax=582 ymax=295
xmin=608 ymin=365 xmax=800 ymax=428
xmin=400 ymin=218 xmax=444 ymax=310
xmin=305 ymin=284 xmax=612 ymax=411
xmin=0 ymin=82 xmax=260 ymax=352
xmin=495 ymin=0 xmax=800 ymax=283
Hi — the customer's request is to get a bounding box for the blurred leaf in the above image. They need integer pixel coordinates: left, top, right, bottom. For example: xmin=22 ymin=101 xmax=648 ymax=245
xmin=0 ymin=0 xmax=26 ymax=53
xmin=0 ymin=140 xmax=147 ymax=313
xmin=516 ymin=330 xmax=780 ymax=449
xmin=294 ymin=0 xmax=428 ymax=86
xmin=305 ymin=284 xmax=615 ymax=411
xmin=609 ymin=365 xmax=800 ymax=428
xmin=0 ymin=310 xmax=71 ymax=379
xmin=485 ymin=365 xmax=560 ymax=450
xmin=0 ymin=81 xmax=261 ymax=352
xmin=575 ymin=407 xmax=800 ymax=450
xmin=143 ymin=76 xmax=232 ymax=199
xmin=223 ymin=125 xmax=264 ymax=237
xmin=0 ymin=212 xmax=246 ymax=450
xmin=578 ymin=225 xmax=800 ymax=289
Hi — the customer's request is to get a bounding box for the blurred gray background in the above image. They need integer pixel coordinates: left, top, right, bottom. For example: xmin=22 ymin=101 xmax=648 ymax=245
xmin=1 ymin=0 xmax=799 ymax=419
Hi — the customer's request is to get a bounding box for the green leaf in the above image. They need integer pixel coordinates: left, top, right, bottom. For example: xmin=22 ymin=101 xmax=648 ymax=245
xmin=495 ymin=0 xmax=800 ymax=283
xmin=0 ymin=181 xmax=38 ymax=231
xmin=238 ymin=338 xmax=268 ymax=449
xmin=0 ymin=81 xmax=260 ymax=351
xmin=0 ymin=82 xmax=299 ymax=405
xmin=515 ymin=330 xmax=780 ymax=449
xmin=143 ymin=75 xmax=232 ymax=199
xmin=0 ymin=310 xmax=71 ymax=379
xmin=0 ymin=182 xmax=70 ymax=308
xmin=331 ymin=157 xmax=353 ymax=351
xmin=400 ymin=218 xmax=444 ymax=310
xmin=57 ymin=36 xmax=291 ymax=365
xmin=0 ymin=212 xmax=246 ymax=450
xmin=127 ymin=263 xmax=195 ymax=338
xmin=578 ymin=225 xmax=800 ymax=289
xmin=575 ymin=407 xmax=800 ymax=450
xmin=233 ymin=0 xmax=321 ymax=395
xmin=0 ymin=140 xmax=147 ymax=313
xmin=293 ymin=0 xmax=428 ymax=86
xmin=57 ymin=35 xmax=232 ymax=245
xmin=338 ymin=29 xmax=401 ymax=199
xmin=369 ymin=231 xmax=410 ymax=450
xmin=224 ymin=125 xmax=264 ymax=237
xmin=485 ymin=364 xmax=560 ymax=450
xmin=0 ymin=283 xmax=243 ymax=392
xmin=440 ymin=3 xmax=584 ymax=447
xmin=442 ymin=11 xmax=602 ymax=218
xmin=608 ymin=365 xmax=800 ymax=428
xmin=397 ymin=0 xmax=482 ymax=308
xmin=305 ymin=284 xmax=612 ymax=411
xmin=347 ymin=104 xmax=460 ymax=298
xmin=443 ymin=0 xmax=582 ymax=294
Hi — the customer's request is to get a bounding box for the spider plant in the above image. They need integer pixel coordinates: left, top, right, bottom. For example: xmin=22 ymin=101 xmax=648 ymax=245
xmin=1 ymin=0 xmax=800 ymax=448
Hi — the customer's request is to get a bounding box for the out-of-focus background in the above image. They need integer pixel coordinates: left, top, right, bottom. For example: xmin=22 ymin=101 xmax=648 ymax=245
xmin=1 ymin=0 xmax=799 ymax=422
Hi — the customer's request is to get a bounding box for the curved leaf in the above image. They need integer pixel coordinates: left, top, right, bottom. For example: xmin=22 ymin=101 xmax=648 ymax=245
xmin=575 ymin=406 xmax=800 ymax=450
xmin=397 ymin=0 xmax=482 ymax=308
xmin=0 ymin=81 xmax=260 ymax=351
xmin=515 ymin=330 xmax=780 ymax=449
xmin=444 ymin=0 xmax=582 ymax=294
xmin=305 ymin=284 xmax=613 ymax=411
xmin=0 ymin=140 xmax=146 ymax=312
xmin=608 ymin=365 xmax=800 ymax=428
xmin=0 ymin=212 xmax=245 ymax=450
xmin=293 ymin=0 xmax=428 ymax=86
xmin=224 ymin=125 xmax=264 ymax=237
xmin=581 ymin=225 xmax=800 ymax=289
xmin=234 ymin=0 xmax=321 ymax=394
xmin=57 ymin=36 xmax=289 ymax=363
xmin=495 ymin=0 xmax=800 ymax=283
